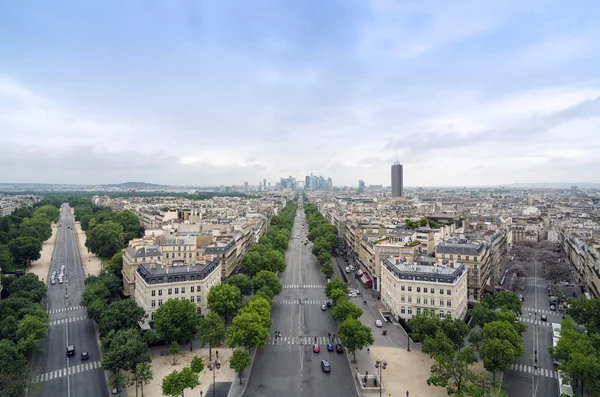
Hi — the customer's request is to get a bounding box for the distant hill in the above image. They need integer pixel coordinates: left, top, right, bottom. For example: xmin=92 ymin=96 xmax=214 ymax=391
xmin=103 ymin=182 xmax=168 ymax=189
xmin=509 ymin=182 xmax=600 ymax=189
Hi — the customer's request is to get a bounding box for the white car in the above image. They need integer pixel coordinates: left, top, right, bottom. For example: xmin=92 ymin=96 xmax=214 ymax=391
xmin=375 ymin=320 xmax=383 ymax=328
xmin=350 ymin=289 xmax=360 ymax=295
xmin=349 ymin=265 xmax=354 ymax=271
xmin=348 ymin=292 xmax=357 ymax=298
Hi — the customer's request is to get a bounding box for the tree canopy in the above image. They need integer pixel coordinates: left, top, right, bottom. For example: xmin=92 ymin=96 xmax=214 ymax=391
xmin=338 ymin=316 xmax=374 ymax=363
xmin=153 ymin=298 xmax=199 ymax=345
xmin=85 ymin=220 xmax=124 ymax=258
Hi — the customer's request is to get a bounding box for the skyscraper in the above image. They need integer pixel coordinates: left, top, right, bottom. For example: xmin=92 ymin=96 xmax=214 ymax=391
xmin=391 ymin=162 xmax=403 ymax=197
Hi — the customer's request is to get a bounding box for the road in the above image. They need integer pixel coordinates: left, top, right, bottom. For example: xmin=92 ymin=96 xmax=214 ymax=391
xmin=244 ymin=201 xmax=357 ymax=397
xmin=504 ymin=259 xmax=559 ymax=397
xmin=31 ymin=204 xmax=107 ymax=397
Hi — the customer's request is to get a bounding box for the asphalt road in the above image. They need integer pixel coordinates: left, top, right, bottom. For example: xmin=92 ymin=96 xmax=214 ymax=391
xmin=244 ymin=202 xmax=358 ymax=397
xmin=31 ymin=204 xmax=108 ymax=397
xmin=504 ymin=259 xmax=559 ymax=397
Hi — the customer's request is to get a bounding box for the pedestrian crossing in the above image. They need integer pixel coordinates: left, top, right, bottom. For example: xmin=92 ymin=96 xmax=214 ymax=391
xmin=47 ymin=305 xmax=85 ymax=314
xmin=275 ymin=300 xmax=328 ymax=305
xmin=49 ymin=315 xmax=88 ymax=326
xmin=510 ymin=363 xmax=558 ymax=379
xmin=283 ymin=284 xmax=325 ymax=289
xmin=35 ymin=361 xmax=101 ymax=383
xmin=522 ymin=307 xmax=556 ymax=315
xmin=518 ymin=317 xmax=550 ymax=327
xmin=268 ymin=336 xmax=333 ymax=345
xmin=526 ymin=283 xmax=546 ymax=288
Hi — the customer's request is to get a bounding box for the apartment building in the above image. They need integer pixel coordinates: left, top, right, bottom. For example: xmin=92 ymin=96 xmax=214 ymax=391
xmin=122 ymin=238 xmax=162 ymax=297
xmin=205 ymin=237 xmax=238 ymax=280
xmin=435 ymin=239 xmax=490 ymax=302
xmin=134 ymin=259 xmax=221 ymax=322
xmin=381 ymin=258 xmax=468 ymax=321
xmin=159 ymin=235 xmax=197 ymax=265
xmin=560 ymin=230 xmax=600 ymax=297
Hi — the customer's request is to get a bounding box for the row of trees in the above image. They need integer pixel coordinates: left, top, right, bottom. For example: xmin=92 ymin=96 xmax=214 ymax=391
xmin=304 ymin=203 xmax=338 ymax=278
xmin=0 ymin=204 xmax=60 ymax=270
xmin=408 ymin=291 xmax=525 ymax=396
xmin=324 ymin=278 xmax=374 ymax=362
xmin=0 ymin=273 xmax=49 ymax=396
xmin=403 ymin=218 xmax=441 ymax=229
xmin=77 ymin=206 xmax=143 ymax=259
xmin=550 ymin=296 xmax=600 ymax=396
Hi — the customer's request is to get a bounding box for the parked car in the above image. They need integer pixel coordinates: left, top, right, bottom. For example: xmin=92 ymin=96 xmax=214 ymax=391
xmin=550 ymin=304 xmax=556 ymax=311
xmin=326 ymin=300 xmax=332 ymax=307
xmin=321 ymin=360 xmax=331 ymax=372
xmin=313 ymin=344 xmax=320 ymax=353
xmin=350 ymin=289 xmax=360 ymax=295
xmin=348 ymin=292 xmax=357 ymax=298
xmin=375 ymin=320 xmax=383 ymax=328
xmin=335 ymin=344 xmax=344 ymax=353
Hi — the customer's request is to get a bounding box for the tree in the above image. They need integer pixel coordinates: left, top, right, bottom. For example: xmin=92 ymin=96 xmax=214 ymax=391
xmin=0 ymin=245 xmax=12 ymax=269
xmin=8 ymin=236 xmax=42 ymax=265
xmin=243 ymin=296 xmax=272 ymax=329
xmin=407 ymin=310 xmax=441 ymax=344
xmin=567 ymin=296 xmax=600 ymax=334
xmin=230 ymin=349 xmax=252 ymax=384
xmin=479 ymin=338 xmax=519 ymax=385
xmin=325 ymin=278 xmax=348 ymax=298
xmin=483 ymin=291 xmax=522 ymax=315
xmin=105 ymin=251 xmax=124 ymax=279
xmin=98 ymin=299 xmax=146 ymax=337
xmin=321 ymin=262 xmax=335 ymax=278
xmin=190 ymin=355 xmax=204 ymax=374
xmin=241 ymin=251 xmax=263 ymax=277
xmin=134 ymin=362 xmax=153 ymax=397
xmin=101 ymin=328 xmax=150 ymax=373
xmin=7 ymin=273 xmax=47 ymax=303
xmin=153 ymin=299 xmax=199 ymax=350
xmin=0 ymin=339 xmax=29 ymax=397
xmin=161 ymin=368 xmax=199 ymax=397
xmin=19 ymin=216 xmax=51 ymax=241
xmin=251 ymin=270 xmax=282 ymax=296
xmin=85 ymin=220 xmax=124 ymax=258
xmin=262 ymin=250 xmax=286 ymax=273
xmin=169 ymin=342 xmax=180 ymax=365
xmin=16 ymin=314 xmax=49 ymax=354
xmin=338 ymin=317 xmax=374 ymax=363
xmin=113 ymin=210 xmax=142 ymax=243
xmin=468 ymin=329 xmax=483 ymax=350
xmin=255 ymin=286 xmax=274 ymax=302
xmin=227 ymin=311 xmax=270 ymax=350
xmin=33 ymin=205 xmax=60 ymax=223
xmin=482 ymin=320 xmax=524 ymax=356
xmin=331 ymin=300 xmax=363 ymax=322
xmin=81 ymin=280 xmax=110 ymax=309
xmin=198 ymin=312 xmax=226 ymax=361
xmin=207 ymin=284 xmax=241 ymax=325
xmin=329 ymin=289 xmax=348 ymax=307
xmin=225 ymin=274 xmax=253 ymax=296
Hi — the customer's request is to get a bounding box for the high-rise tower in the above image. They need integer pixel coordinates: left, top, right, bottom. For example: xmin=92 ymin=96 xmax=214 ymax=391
xmin=391 ymin=162 xmax=403 ymax=197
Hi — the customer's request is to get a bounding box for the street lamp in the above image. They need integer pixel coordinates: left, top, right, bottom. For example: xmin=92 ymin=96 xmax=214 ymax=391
xmin=207 ymin=359 xmax=221 ymax=397
xmin=407 ymin=336 xmax=410 ymax=352
xmin=375 ymin=359 xmax=387 ymax=397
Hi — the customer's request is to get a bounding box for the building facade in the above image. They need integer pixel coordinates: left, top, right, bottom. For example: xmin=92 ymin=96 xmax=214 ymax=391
xmin=122 ymin=238 xmax=162 ymax=297
xmin=391 ymin=162 xmax=403 ymax=197
xmin=134 ymin=260 xmax=221 ymax=322
xmin=381 ymin=258 xmax=468 ymax=321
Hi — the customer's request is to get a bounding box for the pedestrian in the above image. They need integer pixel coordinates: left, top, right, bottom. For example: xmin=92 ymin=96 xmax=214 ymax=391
xmin=333 ymin=333 xmax=336 ymax=339
xmin=216 ymin=350 xmax=219 ymax=359
xmin=278 ymin=331 xmax=281 ymax=338
xmin=406 ymin=391 xmax=409 ymax=397
xmin=328 ymin=332 xmax=331 ymax=339
xmin=356 ymin=367 xmax=359 ymax=374
xmin=367 ymin=347 xmax=370 ymax=354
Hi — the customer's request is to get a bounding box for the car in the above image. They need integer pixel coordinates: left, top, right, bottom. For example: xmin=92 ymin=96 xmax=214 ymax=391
xmin=321 ymin=304 xmax=327 ymax=311
xmin=349 ymin=265 xmax=354 ymax=271
xmin=58 ymin=278 xmax=64 ymax=284
xmin=541 ymin=314 xmax=548 ymax=321
xmin=66 ymin=346 xmax=75 ymax=357
xmin=375 ymin=320 xmax=383 ymax=328
xmin=350 ymin=289 xmax=360 ymax=295
xmin=313 ymin=344 xmax=320 ymax=353
xmin=50 ymin=279 xmax=56 ymax=285
xmin=335 ymin=344 xmax=344 ymax=353
xmin=518 ymin=294 xmax=524 ymax=302
xmin=321 ymin=360 xmax=331 ymax=372
xmin=348 ymin=293 xmax=357 ymax=298
xmin=327 ymin=343 xmax=334 ymax=351
xmin=550 ymin=304 xmax=556 ymax=311
xmin=326 ymin=300 xmax=332 ymax=307
xmin=81 ymin=352 xmax=89 ymax=360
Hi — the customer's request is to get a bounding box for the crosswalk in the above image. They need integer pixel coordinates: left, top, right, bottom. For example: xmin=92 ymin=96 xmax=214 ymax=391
xmin=267 ymin=336 xmax=333 ymax=345
xmin=49 ymin=315 xmax=88 ymax=326
xmin=510 ymin=363 xmax=558 ymax=379
xmin=283 ymin=284 xmax=325 ymax=289
xmin=47 ymin=305 xmax=85 ymax=314
xmin=275 ymin=300 xmax=328 ymax=305
xmin=522 ymin=307 xmax=556 ymax=315
xmin=526 ymin=283 xmax=546 ymax=288
xmin=518 ymin=317 xmax=550 ymax=327
xmin=35 ymin=361 xmax=101 ymax=383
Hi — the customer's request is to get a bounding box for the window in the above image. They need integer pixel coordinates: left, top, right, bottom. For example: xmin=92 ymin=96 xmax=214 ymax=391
xmin=407 ymin=296 xmax=412 ymax=303
xmin=158 ymin=299 xmax=163 ymax=306
xmin=466 ymin=256 xmax=470 ymax=261
xmin=407 ymin=286 xmax=412 ymax=292
xmin=416 ymin=307 xmax=422 ymax=315
xmin=423 ymin=297 xmax=428 ymax=305
xmin=407 ymin=307 xmax=413 ymax=315
xmin=431 ymin=299 xmax=435 ymax=306
xmin=416 ymin=287 xmax=421 ymax=293
xmin=158 ymin=289 xmax=163 ymax=296
xmin=447 ymin=300 xmax=452 ymax=307
xmin=197 ymin=295 xmax=201 ymax=302
xmin=151 ymin=312 xmax=155 ymax=321
xmin=165 ymin=253 xmax=169 ymax=258
xmin=168 ymin=288 xmax=172 ymax=295
xmin=440 ymin=299 xmax=444 ymax=306
xmin=431 ymin=288 xmax=435 ymax=294
xmin=197 ymin=307 xmax=202 ymax=315
xmin=181 ymin=287 xmax=185 ymax=293
xmin=440 ymin=289 xmax=444 ymax=295
xmin=151 ymin=300 xmax=156 ymax=307
xmin=400 ymin=307 xmax=406 ymax=314
xmin=178 ymin=253 xmax=181 ymax=257
xmin=197 ymin=285 xmax=202 ymax=291
xmin=191 ymin=286 xmax=195 ymax=292
xmin=446 ymin=311 xmax=452 ymax=318
xmin=401 ymin=296 xmax=405 ymax=303
xmin=175 ymin=288 xmax=179 ymax=294
xmin=190 ymin=296 xmax=195 ymax=303
xmin=447 ymin=289 xmax=451 ymax=296
xmin=151 ymin=290 xmax=156 ymax=297
xmin=401 ymin=286 xmax=405 ymax=291
xmin=439 ymin=312 xmax=445 ymax=319
xmin=423 ymin=288 xmax=428 ymax=293
xmin=416 ymin=296 xmax=421 ymax=304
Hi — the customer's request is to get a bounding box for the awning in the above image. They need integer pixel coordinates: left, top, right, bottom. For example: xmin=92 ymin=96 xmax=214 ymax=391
xmin=356 ymin=269 xmax=364 ymax=276
xmin=361 ymin=274 xmax=371 ymax=284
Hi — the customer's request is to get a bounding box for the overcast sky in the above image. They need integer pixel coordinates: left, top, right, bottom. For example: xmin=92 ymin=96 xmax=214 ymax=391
xmin=1 ymin=0 xmax=599 ymax=187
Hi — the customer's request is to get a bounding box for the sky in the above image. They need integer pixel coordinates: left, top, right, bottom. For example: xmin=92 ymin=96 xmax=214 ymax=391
xmin=1 ymin=0 xmax=599 ymax=187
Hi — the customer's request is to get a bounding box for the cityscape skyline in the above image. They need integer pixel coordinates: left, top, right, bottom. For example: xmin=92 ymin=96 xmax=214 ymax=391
xmin=1 ymin=1 xmax=599 ymax=187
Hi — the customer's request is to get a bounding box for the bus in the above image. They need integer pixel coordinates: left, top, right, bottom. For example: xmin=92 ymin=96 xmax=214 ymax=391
xmin=557 ymin=370 xmax=573 ymax=397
